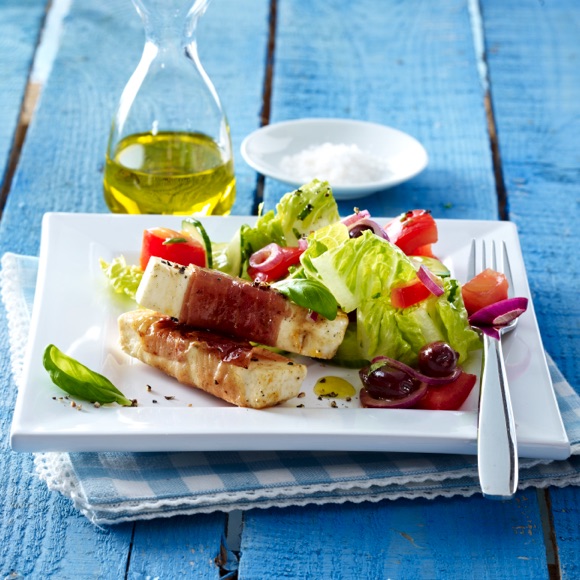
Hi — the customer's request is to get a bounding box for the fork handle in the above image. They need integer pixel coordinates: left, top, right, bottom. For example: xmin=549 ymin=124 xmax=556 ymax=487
xmin=477 ymin=333 xmax=519 ymax=499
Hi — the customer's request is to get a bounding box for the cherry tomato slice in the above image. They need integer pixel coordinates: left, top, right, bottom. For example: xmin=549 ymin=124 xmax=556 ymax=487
xmin=247 ymin=243 xmax=304 ymax=282
xmin=140 ymin=227 xmax=206 ymax=270
xmin=384 ymin=210 xmax=438 ymax=255
xmin=414 ymin=371 xmax=477 ymax=411
xmin=391 ymin=277 xmax=432 ymax=309
xmin=461 ymin=268 xmax=509 ymax=316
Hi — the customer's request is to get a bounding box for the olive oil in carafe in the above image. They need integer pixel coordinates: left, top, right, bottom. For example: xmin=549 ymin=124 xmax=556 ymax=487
xmin=104 ymin=131 xmax=236 ymax=215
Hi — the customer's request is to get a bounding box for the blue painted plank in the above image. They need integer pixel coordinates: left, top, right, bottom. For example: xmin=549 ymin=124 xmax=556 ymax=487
xmin=240 ymin=496 xmax=549 ymax=579
xmin=0 ymin=0 xmax=46 ymax=188
xmin=550 ymin=486 xmax=580 ymax=580
xmin=480 ymin=0 xmax=580 ymax=576
xmin=240 ymin=1 xmax=551 ymax=577
xmin=127 ymin=515 xmax=226 ymax=579
xmin=0 ymin=0 xmax=268 ymax=576
xmin=260 ymin=0 xmax=498 ymax=221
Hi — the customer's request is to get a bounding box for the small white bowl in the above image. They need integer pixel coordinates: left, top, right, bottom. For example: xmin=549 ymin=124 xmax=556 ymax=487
xmin=240 ymin=118 xmax=428 ymax=199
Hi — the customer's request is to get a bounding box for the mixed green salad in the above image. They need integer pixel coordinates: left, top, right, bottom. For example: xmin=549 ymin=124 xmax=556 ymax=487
xmin=102 ymin=179 xmax=480 ymax=370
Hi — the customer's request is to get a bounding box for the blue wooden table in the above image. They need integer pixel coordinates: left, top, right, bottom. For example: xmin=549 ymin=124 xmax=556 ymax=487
xmin=0 ymin=0 xmax=578 ymax=577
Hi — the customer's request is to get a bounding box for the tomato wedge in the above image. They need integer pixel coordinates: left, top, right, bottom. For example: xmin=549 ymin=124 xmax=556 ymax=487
xmin=140 ymin=227 xmax=206 ymax=270
xmin=384 ymin=210 xmax=438 ymax=255
xmin=415 ymin=372 xmax=477 ymax=411
xmin=391 ymin=277 xmax=432 ymax=309
xmin=247 ymin=243 xmax=304 ymax=283
xmin=461 ymin=268 xmax=509 ymax=316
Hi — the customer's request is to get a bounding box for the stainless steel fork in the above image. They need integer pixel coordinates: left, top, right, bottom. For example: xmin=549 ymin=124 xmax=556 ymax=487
xmin=469 ymin=239 xmax=519 ymax=500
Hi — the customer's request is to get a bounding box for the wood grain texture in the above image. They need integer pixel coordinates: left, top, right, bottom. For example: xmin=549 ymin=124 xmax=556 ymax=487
xmin=0 ymin=0 xmax=46 ymax=190
xmin=481 ymin=1 xmax=580 ymax=576
xmin=239 ymin=495 xmax=550 ymax=579
xmin=127 ymin=515 xmax=226 ymax=579
xmin=261 ymin=0 xmax=497 ymax=221
xmin=549 ymin=486 xmax=580 ymax=580
xmin=0 ymin=0 xmax=269 ymax=577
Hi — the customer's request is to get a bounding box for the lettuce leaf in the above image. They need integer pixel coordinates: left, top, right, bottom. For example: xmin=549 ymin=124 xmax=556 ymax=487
xmin=302 ymin=229 xmax=417 ymax=312
xmin=100 ymin=256 xmax=143 ymax=300
xmin=242 ymin=179 xmax=340 ymax=255
xmin=302 ymin=230 xmax=480 ymax=366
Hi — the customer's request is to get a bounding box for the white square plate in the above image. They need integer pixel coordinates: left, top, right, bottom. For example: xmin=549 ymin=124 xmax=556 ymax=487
xmin=10 ymin=213 xmax=570 ymax=458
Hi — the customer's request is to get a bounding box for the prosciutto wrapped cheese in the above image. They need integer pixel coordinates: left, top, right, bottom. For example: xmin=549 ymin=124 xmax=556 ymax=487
xmin=136 ymin=257 xmax=348 ymax=359
xmin=119 ymin=309 xmax=306 ymax=409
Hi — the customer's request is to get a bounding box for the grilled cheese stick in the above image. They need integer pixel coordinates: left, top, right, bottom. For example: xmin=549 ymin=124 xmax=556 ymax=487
xmin=119 ymin=310 xmax=306 ymax=409
xmin=136 ymin=257 xmax=348 ymax=359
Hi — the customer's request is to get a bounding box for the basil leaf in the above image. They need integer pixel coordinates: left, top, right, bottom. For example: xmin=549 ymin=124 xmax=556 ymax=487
xmin=272 ymin=278 xmax=338 ymax=321
xmin=43 ymin=344 xmax=133 ymax=406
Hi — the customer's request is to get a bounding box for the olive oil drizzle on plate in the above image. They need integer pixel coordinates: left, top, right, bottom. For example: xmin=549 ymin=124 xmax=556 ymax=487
xmin=314 ymin=376 xmax=357 ymax=399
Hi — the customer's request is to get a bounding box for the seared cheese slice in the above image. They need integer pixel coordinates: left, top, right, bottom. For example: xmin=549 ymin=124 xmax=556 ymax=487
xmin=119 ymin=309 xmax=306 ymax=409
xmin=136 ymin=258 xmax=190 ymax=319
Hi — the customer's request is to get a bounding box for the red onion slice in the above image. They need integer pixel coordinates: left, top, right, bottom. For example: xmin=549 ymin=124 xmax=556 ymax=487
xmin=248 ymin=243 xmax=285 ymax=270
xmin=417 ymin=265 xmax=444 ymax=297
xmin=468 ymin=297 xmax=528 ymax=327
xmin=370 ymin=355 xmax=461 ymax=386
xmin=307 ymin=311 xmax=319 ymax=322
xmin=347 ymin=218 xmax=390 ymax=241
xmin=360 ymin=383 xmax=427 ymax=409
xmin=341 ymin=209 xmax=371 ymax=227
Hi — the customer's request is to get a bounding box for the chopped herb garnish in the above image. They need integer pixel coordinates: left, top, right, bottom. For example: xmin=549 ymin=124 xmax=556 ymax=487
xmin=297 ymin=203 xmax=314 ymax=221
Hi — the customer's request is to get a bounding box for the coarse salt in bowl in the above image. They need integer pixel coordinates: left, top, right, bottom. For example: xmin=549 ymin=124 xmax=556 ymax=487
xmin=280 ymin=143 xmax=392 ymax=185
xmin=240 ymin=118 xmax=428 ymax=199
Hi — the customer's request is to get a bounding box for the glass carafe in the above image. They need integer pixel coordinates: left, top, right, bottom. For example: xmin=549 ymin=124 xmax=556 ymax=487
xmin=104 ymin=0 xmax=235 ymax=215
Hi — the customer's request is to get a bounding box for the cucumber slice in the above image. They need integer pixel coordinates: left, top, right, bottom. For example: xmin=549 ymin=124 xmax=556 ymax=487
xmin=181 ymin=217 xmax=213 ymax=269
xmin=410 ymin=256 xmax=450 ymax=277
xmin=212 ymin=227 xmax=243 ymax=277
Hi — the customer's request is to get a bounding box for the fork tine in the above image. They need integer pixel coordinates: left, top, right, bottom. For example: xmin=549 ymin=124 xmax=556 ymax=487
xmin=481 ymin=239 xmax=487 ymax=270
xmin=468 ymin=239 xmax=476 ymax=279
xmin=502 ymin=241 xmax=514 ymax=298
xmin=470 ymin=239 xmax=507 ymax=280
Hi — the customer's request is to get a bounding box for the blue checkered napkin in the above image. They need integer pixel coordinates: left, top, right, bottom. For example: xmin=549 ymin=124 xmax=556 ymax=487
xmin=3 ymin=253 xmax=580 ymax=525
